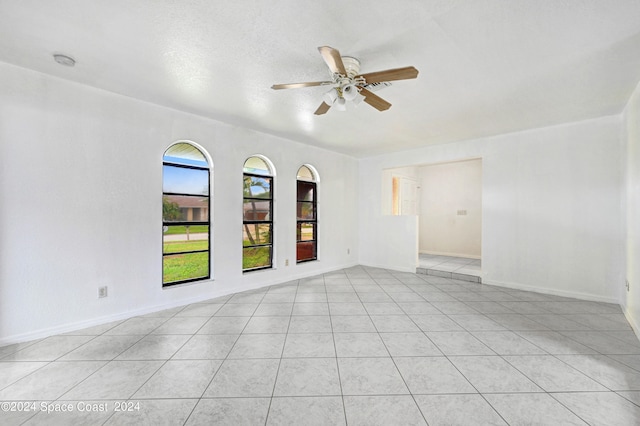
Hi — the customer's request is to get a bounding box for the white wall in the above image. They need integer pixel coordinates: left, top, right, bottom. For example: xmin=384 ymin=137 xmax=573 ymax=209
xmin=0 ymin=62 xmax=359 ymax=344
xmin=622 ymin=79 xmax=640 ymax=334
xmin=359 ymin=115 xmax=625 ymax=303
xmin=0 ymin=58 xmax=630 ymax=344
xmin=359 ymin=215 xmax=418 ymax=272
xmin=418 ymin=159 xmax=482 ymax=258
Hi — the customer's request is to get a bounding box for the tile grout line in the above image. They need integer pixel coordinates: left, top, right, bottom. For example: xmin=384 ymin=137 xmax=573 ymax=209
xmin=104 ymin=305 xmax=214 ymax=425
xmin=366 ymin=268 xmax=432 ymax=426
xmin=263 ymin=278 xmax=299 ymax=426
xmin=323 ymin=272 xmax=350 ymax=426
xmin=182 ymin=287 xmax=267 ymax=426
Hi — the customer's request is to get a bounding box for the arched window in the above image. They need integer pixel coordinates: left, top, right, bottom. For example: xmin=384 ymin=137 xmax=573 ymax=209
xmin=162 ymin=142 xmax=211 ymax=286
xmin=243 ymin=156 xmax=275 ymax=271
xmin=297 ymin=165 xmax=318 ymax=263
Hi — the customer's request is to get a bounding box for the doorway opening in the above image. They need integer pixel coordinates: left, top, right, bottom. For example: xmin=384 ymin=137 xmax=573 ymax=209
xmin=383 ymin=159 xmax=482 ymax=282
xmin=417 ymin=158 xmax=482 ymax=282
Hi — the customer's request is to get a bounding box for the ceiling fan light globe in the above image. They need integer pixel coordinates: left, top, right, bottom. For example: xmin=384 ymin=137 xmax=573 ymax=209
xmin=342 ymin=84 xmax=359 ymax=101
xmin=335 ymin=97 xmax=347 ymax=111
xmin=323 ymin=88 xmax=339 ymax=105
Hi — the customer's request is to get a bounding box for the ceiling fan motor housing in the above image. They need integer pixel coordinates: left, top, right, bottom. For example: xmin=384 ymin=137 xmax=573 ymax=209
xmin=341 ymin=56 xmax=361 ymax=78
xmin=335 ymin=56 xmax=365 ymax=101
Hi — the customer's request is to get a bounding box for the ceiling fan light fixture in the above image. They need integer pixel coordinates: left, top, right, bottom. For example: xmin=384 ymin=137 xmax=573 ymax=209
xmin=323 ymin=88 xmax=339 ymax=105
xmin=352 ymin=91 xmax=366 ymax=106
xmin=270 ymin=45 xmax=418 ymax=115
xmin=342 ymin=84 xmax=359 ymax=101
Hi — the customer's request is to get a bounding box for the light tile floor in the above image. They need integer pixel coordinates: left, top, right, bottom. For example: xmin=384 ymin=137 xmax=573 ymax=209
xmin=1 ymin=266 xmax=640 ymax=425
xmin=418 ymin=254 xmax=482 ymax=283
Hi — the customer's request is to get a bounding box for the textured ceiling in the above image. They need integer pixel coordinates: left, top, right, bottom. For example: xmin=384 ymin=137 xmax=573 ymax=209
xmin=1 ymin=0 xmax=640 ymax=157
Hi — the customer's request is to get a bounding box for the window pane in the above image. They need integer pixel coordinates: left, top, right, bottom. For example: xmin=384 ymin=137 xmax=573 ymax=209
xmin=163 ymin=225 xmax=209 ymax=254
xmin=163 ymin=195 xmax=209 ymax=222
xmin=297 ymin=201 xmax=315 ymax=220
xmin=297 ymin=181 xmax=315 ymax=201
xmin=297 ymin=222 xmax=315 ymax=241
xmin=243 ymin=223 xmax=271 ymax=246
xmin=243 ymin=176 xmax=271 ymax=199
xmin=164 ymin=143 xmax=208 ymax=167
xmin=243 ymin=157 xmax=271 ymax=175
xmin=296 ymin=241 xmax=316 ymax=262
xmin=163 ymin=165 xmax=209 ymax=195
xmin=243 ymin=246 xmax=271 ymax=269
xmin=163 ymin=252 xmax=209 ymax=283
xmin=297 ymin=165 xmax=314 ymax=181
xmin=243 ymin=199 xmax=271 ymax=221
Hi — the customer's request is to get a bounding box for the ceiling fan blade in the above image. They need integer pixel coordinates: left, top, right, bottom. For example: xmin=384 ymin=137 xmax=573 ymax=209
xmin=271 ymin=81 xmax=333 ymax=90
xmin=360 ymin=88 xmax=392 ymax=111
xmin=314 ymin=102 xmax=331 ymax=115
xmin=318 ymin=46 xmax=347 ymax=75
xmin=358 ymin=66 xmax=419 ymax=84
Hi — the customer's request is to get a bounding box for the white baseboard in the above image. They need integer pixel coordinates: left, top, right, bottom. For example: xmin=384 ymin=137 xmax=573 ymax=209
xmin=359 ymin=262 xmax=416 ymax=273
xmin=482 ymin=278 xmax=619 ymax=304
xmin=624 ymin=311 xmax=640 ymax=340
xmin=0 ymin=262 xmax=358 ymax=347
xmin=2 ymin=263 xmax=622 ymax=347
xmin=620 ymin=301 xmax=640 ymax=342
xmin=419 ymin=250 xmax=481 ymax=260
xmin=362 ymin=261 xmax=618 ymax=305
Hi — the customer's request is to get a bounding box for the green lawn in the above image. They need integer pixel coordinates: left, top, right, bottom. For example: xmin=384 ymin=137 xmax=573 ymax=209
xmin=163 ymin=252 xmax=209 ymax=283
xmin=243 ymin=247 xmax=271 ymax=270
xmin=163 ymin=240 xmax=208 ymax=253
xmin=163 ymin=241 xmax=272 ymax=282
xmin=164 ymin=225 xmax=208 ymax=235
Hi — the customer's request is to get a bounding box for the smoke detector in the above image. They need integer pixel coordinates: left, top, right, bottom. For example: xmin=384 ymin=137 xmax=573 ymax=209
xmin=53 ymin=54 xmax=76 ymax=67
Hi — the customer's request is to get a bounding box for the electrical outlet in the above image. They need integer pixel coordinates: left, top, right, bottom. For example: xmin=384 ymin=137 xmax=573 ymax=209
xmin=626 ymin=280 xmax=630 ymax=292
xmin=285 ymin=259 xmax=289 ymax=266
xmin=347 ymin=248 xmax=350 ymax=255
xmin=98 ymin=286 xmax=108 ymax=298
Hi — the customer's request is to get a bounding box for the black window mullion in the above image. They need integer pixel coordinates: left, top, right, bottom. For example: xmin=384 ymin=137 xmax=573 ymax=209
xmin=163 ymin=161 xmax=209 ymax=172
xmin=163 ymin=249 xmax=208 ymax=256
xmin=244 ymin=171 xmax=272 ymax=179
xmin=164 ymin=192 xmax=209 ymax=197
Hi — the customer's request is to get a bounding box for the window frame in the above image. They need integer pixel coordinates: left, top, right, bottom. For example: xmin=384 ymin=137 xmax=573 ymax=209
xmin=162 ymin=145 xmax=211 ymax=287
xmin=242 ymin=160 xmax=274 ymax=272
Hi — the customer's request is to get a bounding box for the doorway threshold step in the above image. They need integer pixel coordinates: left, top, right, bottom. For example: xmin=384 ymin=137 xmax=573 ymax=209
xmin=416 ymin=267 xmax=481 ymax=283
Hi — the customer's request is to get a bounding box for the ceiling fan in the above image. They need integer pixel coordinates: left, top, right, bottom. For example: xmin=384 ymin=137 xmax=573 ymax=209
xmin=271 ymin=46 xmax=419 ymax=115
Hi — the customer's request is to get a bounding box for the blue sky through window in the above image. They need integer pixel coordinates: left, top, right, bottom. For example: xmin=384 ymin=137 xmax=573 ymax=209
xmin=163 ymin=165 xmax=209 ymax=195
xmin=163 ymin=155 xmax=208 ymax=168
